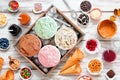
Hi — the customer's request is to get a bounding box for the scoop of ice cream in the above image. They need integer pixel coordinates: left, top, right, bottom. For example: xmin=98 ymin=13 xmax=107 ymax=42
xmin=55 ymin=25 xmax=77 ymax=50
xmin=18 ymin=34 xmax=41 ymax=57
xmin=38 ymin=45 xmax=61 ymax=68
xmin=35 ymin=16 xmax=57 ymax=39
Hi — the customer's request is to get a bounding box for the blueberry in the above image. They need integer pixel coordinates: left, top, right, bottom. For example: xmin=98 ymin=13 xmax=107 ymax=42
xmin=0 ymin=38 xmax=9 ymax=50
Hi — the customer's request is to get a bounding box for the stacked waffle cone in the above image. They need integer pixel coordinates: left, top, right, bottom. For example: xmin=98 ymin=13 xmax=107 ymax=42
xmin=0 ymin=57 xmax=4 ymax=70
xmin=0 ymin=69 xmax=14 ymax=80
xmin=60 ymin=48 xmax=84 ymax=75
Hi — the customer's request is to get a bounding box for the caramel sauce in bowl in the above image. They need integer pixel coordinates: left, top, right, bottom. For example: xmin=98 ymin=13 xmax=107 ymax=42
xmin=97 ymin=19 xmax=117 ymax=39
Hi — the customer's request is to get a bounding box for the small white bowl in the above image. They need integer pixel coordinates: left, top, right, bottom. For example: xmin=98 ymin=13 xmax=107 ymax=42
xmin=0 ymin=14 xmax=7 ymax=28
xmin=32 ymin=3 xmax=43 ymax=14
xmin=0 ymin=38 xmax=10 ymax=51
xmin=105 ymin=69 xmax=116 ymax=80
xmin=84 ymin=38 xmax=101 ymax=54
xmin=19 ymin=67 xmax=32 ymax=80
xmin=8 ymin=0 xmax=19 ymax=13
xmin=76 ymin=75 xmax=93 ymax=80
xmin=87 ymin=58 xmax=103 ymax=75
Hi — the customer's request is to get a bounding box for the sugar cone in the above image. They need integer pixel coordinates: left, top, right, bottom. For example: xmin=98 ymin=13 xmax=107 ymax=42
xmin=60 ymin=63 xmax=82 ymax=75
xmin=0 ymin=72 xmax=7 ymax=80
xmin=60 ymin=56 xmax=79 ymax=72
xmin=6 ymin=70 xmax=14 ymax=80
xmin=71 ymin=48 xmax=84 ymax=61
xmin=0 ymin=70 xmax=14 ymax=80
xmin=0 ymin=57 xmax=4 ymax=70
xmin=60 ymin=48 xmax=84 ymax=72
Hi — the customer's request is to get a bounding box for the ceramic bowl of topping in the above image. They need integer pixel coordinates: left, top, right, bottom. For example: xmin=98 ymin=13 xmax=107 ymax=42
xmin=77 ymin=75 xmax=93 ymax=80
xmin=18 ymin=13 xmax=31 ymax=25
xmin=84 ymin=38 xmax=101 ymax=54
xmin=80 ymin=0 xmax=92 ymax=12
xmin=90 ymin=8 xmax=102 ymax=20
xmin=33 ymin=3 xmax=43 ymax=13
xmin=97 ymin=19 xmax=117 ymax=39
xmin=103 ymin=49 xmax=116 ymax=62
xmin=0 ymin=38 xmax=10 ymax=51
xmin=19 ymin=67 xmax=32 ymax=80
xmin=105 ymin=69 xmax=116 ymax=80
xmin=8 ymin=56 xmax=20 ymax=70
xmin=8 ymin=0 xmax=19 ymax=12
xmin=87 ymin=58 xmax=103 ymax=75
xmin=0 ymin=13 xmax=7 ymax=27
xmin=77 ymin=13 xmax=89 ymax=26
xmin=8 ymin=24 xmax=22 ymax=36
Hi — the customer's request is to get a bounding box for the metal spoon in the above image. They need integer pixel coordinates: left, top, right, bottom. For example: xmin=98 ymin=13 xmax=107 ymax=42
xmin=46 ymin=6 xmax=71 ymax=27
xmin=63 ymin=0 xmax=78 ymax=19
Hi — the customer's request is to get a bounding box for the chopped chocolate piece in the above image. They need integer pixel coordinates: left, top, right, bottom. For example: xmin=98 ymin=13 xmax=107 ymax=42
xmin=107 ymin=70 xmax=115 ymax=78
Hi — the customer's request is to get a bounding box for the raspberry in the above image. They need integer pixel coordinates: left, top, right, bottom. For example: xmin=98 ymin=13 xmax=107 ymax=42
xmin=86 ymin=39 xmax=97 ymax=51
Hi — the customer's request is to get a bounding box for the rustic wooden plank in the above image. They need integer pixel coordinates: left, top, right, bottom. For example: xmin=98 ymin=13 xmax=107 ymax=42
xmin=0 ymin=0 xmax=120 ymax=80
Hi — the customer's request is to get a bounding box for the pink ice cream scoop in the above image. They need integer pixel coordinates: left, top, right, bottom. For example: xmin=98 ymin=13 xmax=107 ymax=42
xmin=38 ymin=45 xmax=61 ymax=68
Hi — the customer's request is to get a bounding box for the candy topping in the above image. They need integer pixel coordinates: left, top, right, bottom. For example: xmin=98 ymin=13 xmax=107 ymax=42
xmin=20 ymin=67 xmax=32 ymax=79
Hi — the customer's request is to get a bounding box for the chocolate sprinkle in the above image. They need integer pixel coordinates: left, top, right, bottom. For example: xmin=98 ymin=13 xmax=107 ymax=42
xmin=80 ymin=0 xmax=92 ymax=12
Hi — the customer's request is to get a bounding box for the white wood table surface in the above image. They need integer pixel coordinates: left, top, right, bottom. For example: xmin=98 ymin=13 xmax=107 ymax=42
xmin=0 ymin=0 xmax=120 ymax=80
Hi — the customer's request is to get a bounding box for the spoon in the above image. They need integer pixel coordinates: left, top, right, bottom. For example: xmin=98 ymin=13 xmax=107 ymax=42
xmin=63 ymin=0 xmax=78 ymax=19
xmin=46 ymin=6 xmax=71 ymax=27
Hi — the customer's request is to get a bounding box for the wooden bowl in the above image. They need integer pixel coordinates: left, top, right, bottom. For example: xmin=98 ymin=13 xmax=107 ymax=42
xmin=97 ymin=19 xmax=117 ymax=38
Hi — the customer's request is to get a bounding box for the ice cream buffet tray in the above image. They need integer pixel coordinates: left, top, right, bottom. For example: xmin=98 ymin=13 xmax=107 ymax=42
xmin=15 ymin=5 xmax=84 ymax=74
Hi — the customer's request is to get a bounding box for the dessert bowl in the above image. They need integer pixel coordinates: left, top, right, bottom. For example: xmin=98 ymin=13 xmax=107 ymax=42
xmin=80 ymin=0 xmax=92 ymax=12
xmin=105 ymin=69 xmax=116 ymax=80
xmin=0 ymin=38 xmax=10 ymax=51
xmin=8 ymin=0 xmax=19 ymax=12
xmin=77 ymin=75 xmax=93 ymax=80
xmin=90 ymin=8 xmax=102 ymax=20
xmin=8 ymin=56 xmax=20 ymax=71
xmin=87 ymin=58 xmax=103 ymax=75
xmin=84 ymin=38 xmax=101 ymax=54
xmin=0 ymin=14 xmax=7 ymax=28
xmin=19 ymin=67 xmax=32 ymax=80
xmin=103 ymin=49 xmax=116 ymax=63
xmin=97 ymin=19 xmax=117 ymax=39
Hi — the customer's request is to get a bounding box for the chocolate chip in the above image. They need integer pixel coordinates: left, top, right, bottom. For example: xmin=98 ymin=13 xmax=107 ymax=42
xmin=80 ymin=1 xmax=92 ymax=12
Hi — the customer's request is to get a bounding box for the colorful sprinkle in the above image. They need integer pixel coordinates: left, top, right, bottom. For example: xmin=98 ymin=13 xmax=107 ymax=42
xmin=20 ymin=67 xmax=32 ymax=79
